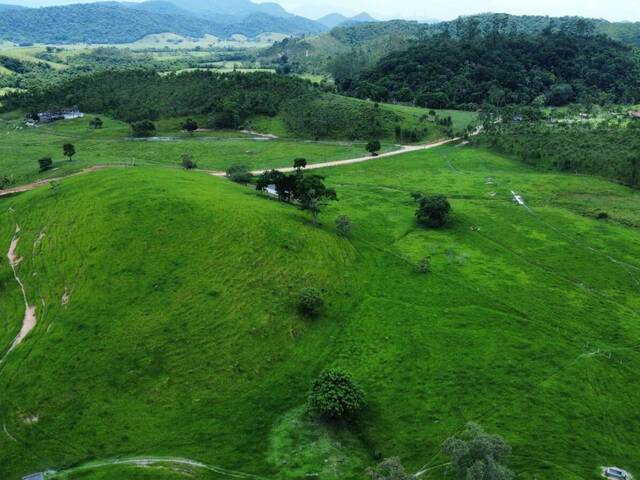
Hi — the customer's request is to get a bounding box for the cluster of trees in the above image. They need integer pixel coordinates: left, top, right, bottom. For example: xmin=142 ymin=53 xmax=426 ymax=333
xmin=342 ymin=31 xmax=640 ymax=109
xmin=367 ymin=423 xmax=514 ymax=480
xmin=36 ymin=143 xmax=77 ymax=172
xmin=477 ymin=107 xmax=640 ymax=188
xmin=256 ymin=159 xmax=337 ymax=224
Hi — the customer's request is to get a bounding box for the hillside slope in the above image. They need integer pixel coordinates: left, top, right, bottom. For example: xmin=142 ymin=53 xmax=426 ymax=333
xmin=0 ymin=167 xmax=357 ymax=479
xmin=1 ymin=144 xmax=640 ymax=479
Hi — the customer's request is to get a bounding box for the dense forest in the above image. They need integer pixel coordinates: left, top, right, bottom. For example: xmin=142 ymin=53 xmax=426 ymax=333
xmin=341 ymin=31 xmax=640 ymax=108
xmin=262 ymin=13 xmax=640 ymax=76
xmin=3 ymin=69 xmax=407 ymax=140
xmin=0 ymin=3 xmax=324 ymax=44
xmin=476 ymin=108 xmax=640 ymax=189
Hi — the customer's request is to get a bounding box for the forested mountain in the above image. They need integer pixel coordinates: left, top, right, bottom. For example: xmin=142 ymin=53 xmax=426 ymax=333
xmin=341 ymin=32 xmax=640 ymax=108
xmin=317 ymin=12 xmax=378 ymax=29
xmin=0 ymin=1 xmax=326 ymax=44
xmin=262 ymin=13 xmax=640 ymax=75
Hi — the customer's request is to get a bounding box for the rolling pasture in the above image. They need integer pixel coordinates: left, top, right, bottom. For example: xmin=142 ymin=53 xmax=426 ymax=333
xmin=0 ymin=141 xmax=639 ymax=480
xmin=0 ymin=114 xmax=399 ymax=185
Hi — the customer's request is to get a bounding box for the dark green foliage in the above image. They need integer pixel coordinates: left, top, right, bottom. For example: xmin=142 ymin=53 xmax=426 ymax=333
xmin=0 ymin=3 xmax=325 ymax=44
xmin=38 ymin=156 xmax=53 ymax=172
xmin=293 ymin=158 xmax=307 ymax=170
xmin=0 ymin=174 xmax=15 ymax=190
xmin=442 ymin=423 xmax=514 ymax=480
xmin=308 ymin=368 xmax=365 ymax=419
xmin=225 ymin=165 xmax=253 ymax=184
xmin=297 ymin=287 xmax=324 ymax=317
xmin=181 ymin=154 xmax=197 ymax=170
xmin=63 ymin=143 xmax=76 ymax=161
xmin=366 ymin=457 xmax=413 ymax=480
xmin=366 ymin=140 xmax=381 ymax=156
xmin=89 ymin=117 xmax=103 ymax=129
xmin=335 ymin=215 xmax=353 ymax=238
xmin=416 ymin=195 xmax=451 ymax=228
xmin=294 ymin=173 xmax=337 ymax=225
xmin=415 ymin=257 xmax=431 ymax=274
xmin=345 ymin=32 xmax=640 ymax=108
xmin=130 ymin=120 xmax=156 ymax=138
xmin=181 ymin=118 xmax=198 ymax=136
xmin=0 ymin=55 xmax=31 ymax=74
xmin=477 ymin=111 xmax=640 ymax=187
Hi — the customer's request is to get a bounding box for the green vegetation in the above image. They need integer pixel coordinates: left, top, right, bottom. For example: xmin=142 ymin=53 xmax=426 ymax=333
xmin=344 ymin=31 xmax=640 ymax=108
xmin=0 ymin=113 xmax=398 ymax=186
xmin=308 ymin=369 xmax=366 ymax=419
xmin=1 ymin=142 xmax=640 ymax=479
xmin=477 ymin=107 xmax=640 ymax=188
xmin=442 ymin=423 xmax=514 ymax=480
xmin=4 ymin=70 xmax=456 ymax=141
xmin=415 ymin=195 xmax=452 ymax=228
xmin=297 ymin=287 xmax=325 ymax=317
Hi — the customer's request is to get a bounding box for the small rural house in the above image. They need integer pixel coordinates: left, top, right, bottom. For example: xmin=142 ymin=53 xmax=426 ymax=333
xmin=22 ymin=472 xmax=45 ymax=480
xmin=629 ymin=111 xmax=640 ymax=120
xmin=604 ymin=467 xmax=630 ymax=480
xmin=37 ymin=106 xmax=84 ymax=124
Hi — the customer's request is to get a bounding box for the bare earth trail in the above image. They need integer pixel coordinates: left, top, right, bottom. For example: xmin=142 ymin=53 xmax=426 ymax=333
xmin=0 ymin=139 xmax=458 ymax=198
xmin=0 ymin=225 xmax=37 ymax=366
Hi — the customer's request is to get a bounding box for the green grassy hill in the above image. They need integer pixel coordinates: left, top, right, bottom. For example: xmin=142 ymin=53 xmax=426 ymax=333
xmin=1 ymin=142 xmax=639 ymax=479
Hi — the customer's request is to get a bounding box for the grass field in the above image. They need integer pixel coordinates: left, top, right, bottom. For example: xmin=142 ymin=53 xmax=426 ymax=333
xmin=0 ymin=141 xmax=639 ymax=479
xmin=0 ymin=113 xmax=401 ymax=185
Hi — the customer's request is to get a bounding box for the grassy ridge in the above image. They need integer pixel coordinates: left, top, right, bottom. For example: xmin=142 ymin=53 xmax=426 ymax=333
xmin=0 ymin=145 xmax=639 ymax=479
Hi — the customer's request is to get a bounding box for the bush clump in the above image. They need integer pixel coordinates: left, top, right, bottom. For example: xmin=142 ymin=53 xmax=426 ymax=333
xmin=335 ymin=215 xmax=353 ymax=238
xmin=38 ymin=156 xmax=53 ymax=172
xmin=297 ymin=287 xmax=324 ymax=317
xmin=308 ymin=368 xmax=365 ymax=420
xmin=226 ymin=164 xmax=254 ymax=184
xmin=416 ymin=195 xmax=451 ymax=228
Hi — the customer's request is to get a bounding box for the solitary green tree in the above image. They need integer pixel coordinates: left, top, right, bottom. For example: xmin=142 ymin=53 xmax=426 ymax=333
xmin=442 ymin=422 xmax=514 ymax=480
xmin=294 ymin=174 xmax=337 ymax=225
xmin=308 ymin=368 xmax=365 ymax=420
xmin=63 ymin=143 xmax=76 ymax=161
xmin=416 ymin=195 xmax=451 ymax=228
xmin=38 ymin=156 xmax=53 ymax=172
xmin=181 ymin=118 xmax=198 ymax=136
xmin=366 ymin=140 xmax=381 ymax=156
xmin=297 ymin=287 xmax=324 ymax=317
xmin=89 ymin=117 xmax=103 ymax=129
xmin=181 ymin=154 xmax=197 ymax=170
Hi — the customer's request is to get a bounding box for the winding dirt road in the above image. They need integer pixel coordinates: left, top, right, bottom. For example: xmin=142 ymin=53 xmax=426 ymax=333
xmin=0 ymin=139 xmax=457 ymax=198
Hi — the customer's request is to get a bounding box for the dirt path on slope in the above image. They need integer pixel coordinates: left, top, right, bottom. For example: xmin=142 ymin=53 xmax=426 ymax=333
xmin=208 ymin=138 xmax=458 ymax=177
xmin=0 ymin=225 xmax=37 ymax=366
xmin=0 ymin=140 xmax=457 ymax=197
xmin=0 ymin=165 xmax=122 ymax=199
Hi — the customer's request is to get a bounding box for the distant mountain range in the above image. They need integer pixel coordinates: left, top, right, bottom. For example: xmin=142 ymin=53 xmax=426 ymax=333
xmin=316 ymin=12 xmax=378 ymax=29
xmin=0 ymin=0 xmax=338 ymax=44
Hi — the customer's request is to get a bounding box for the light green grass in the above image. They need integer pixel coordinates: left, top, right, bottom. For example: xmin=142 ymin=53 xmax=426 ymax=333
xmin=0 ymin=144 xmax=639 ymax=480
xmin=0 ymin=114 xmax=397 ymax=185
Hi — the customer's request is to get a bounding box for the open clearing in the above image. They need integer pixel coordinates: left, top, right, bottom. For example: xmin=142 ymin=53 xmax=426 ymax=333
xmin=0 ymin=142 xmax=639 ymax=479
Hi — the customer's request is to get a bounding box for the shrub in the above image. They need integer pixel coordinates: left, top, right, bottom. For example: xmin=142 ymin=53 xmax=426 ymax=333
xmin=367 ymin=458 xmax=413 ymax=480
xmin=0 ymin=174 xmax=15 ymax=190
xmin=416 ymin=195 xmax=451 ymax=228
xmin=415 ymin=257 xmax=431 ymax=274
xmin=89 ymin=117 xmax=103 ymax=129
xmin=297 ymin=287 xmax=324 ymax=317
xmin=335 ymin=215 xmax=353 ymax=238
xmin=225 ymin=164 xmax=253 ymax=184
xmin=366 ymin=140 xmax=381 ymax=156
xmin=130 ymin=120 xmax=156 ymax=138
xmin=308 ymin=368 xmax=365 ymax=420
xmin=38 ymin=156 xmax=53 ymax=172
xmin=181 ymin=118 xmax=198 ymax=136
xmin=181 ymin=154 xmax=197 ymax=170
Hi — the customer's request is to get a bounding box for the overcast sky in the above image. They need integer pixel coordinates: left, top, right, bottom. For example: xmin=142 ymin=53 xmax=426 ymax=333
xmin=10 ymin=0 xmax=640 ymax=22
